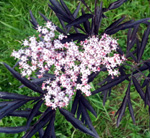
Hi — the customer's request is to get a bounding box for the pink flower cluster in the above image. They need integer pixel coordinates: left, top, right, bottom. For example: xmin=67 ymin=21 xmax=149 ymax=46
xmin=11 ymin=21 xmax=125 ymax=109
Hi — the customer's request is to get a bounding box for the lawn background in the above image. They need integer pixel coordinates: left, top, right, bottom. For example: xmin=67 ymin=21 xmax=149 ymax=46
xmin=0 ymin=0 xmax=150 ymax=137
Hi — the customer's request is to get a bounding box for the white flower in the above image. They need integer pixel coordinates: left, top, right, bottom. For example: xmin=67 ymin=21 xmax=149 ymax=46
xmin=11 ymin=21 xmax=125 ymax=109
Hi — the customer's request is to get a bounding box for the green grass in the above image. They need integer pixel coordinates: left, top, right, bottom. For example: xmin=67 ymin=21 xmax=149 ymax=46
xmin=0 ymin=0 xmax=150 ymax=138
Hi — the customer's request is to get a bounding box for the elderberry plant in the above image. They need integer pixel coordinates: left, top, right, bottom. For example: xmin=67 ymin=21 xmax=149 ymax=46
xmin=1 ymin=0 xmax=150 ymax=138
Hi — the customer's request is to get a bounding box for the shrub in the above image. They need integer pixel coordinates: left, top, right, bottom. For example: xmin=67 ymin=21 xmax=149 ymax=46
xmin=1 ymin=0 xmax=150 ymax=137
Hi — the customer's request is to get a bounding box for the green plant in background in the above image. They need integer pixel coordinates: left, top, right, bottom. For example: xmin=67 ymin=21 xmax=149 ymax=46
xmin=0 ymin=0 xmax=150 ymax=138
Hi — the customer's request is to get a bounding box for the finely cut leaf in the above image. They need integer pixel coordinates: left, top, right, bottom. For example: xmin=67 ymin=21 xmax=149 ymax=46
xmin=0 ymin=126 xmax=26 ymax=133
xmin=80 ymin=0 xmax=92 ymax=14
xmin=77 ymin=102 xmax=82 ymax=119
xmin=39 ymin=12 xmax=50 ymax=22
xmin=80 ymin=103 xmax=99 ymax=137
xmin=107 ymin=18 xmax=150 ymax=35
xmin=128 ymin=99 xmax=135 ymax=124
xmin=0 ymin=91 xmax=34 ymax=100
xmin=66 ymin=14 xmax=93 ymax=28
xmin=49 ymin=0 xmax=68 ymax=17
xmin=127 ymin=81 xmax=135 ymax=124
xmin=92 ymin=75 xmax=128 ymax=95
xmin=105 ymin=16 xmax=125 ymax=33
xmin=88 ymin=72 xmax=100 ymax=83
xmin=56 ymin=13 xmax=71 ymax=22
xmin=0 ymin=101 xmax=19 ymax=113
xmin=71 ymin=91 xmax=80 ymax=114
xmin=116 ymin=82 xmax=131 ymax=127
xmin=39 ymin=129 xmax=44 ymax=138
xmin=132 ymin=76 xmax=145 ymax=100
xmin=30 ymin=11 xmax=38 ymax=27
xmin=138 ymin=24 xmax=150 ymax=61
xmin=73 ymin=3 xmax=80 ymax=18
xmin=59 ymin=108 xmax=99 ymax=138
xmin=23 ymin=108 xmax=53 ymax=138
xmin=4 ymin=63 xmax=45 ymax=94
xmin=26 ymin=100 xmax=43 ymax=128
xmin=60 ymin=0 xmax=74 ymax=20
xmin=43 ymin=112 xmax=55 ymax=138
xmin=19 ymin=77 xmax=50 ymax=88
xmin=0 ymin=100 xmax=28 ymax=120
xmin=8 ymin=110 xmax=41 ymax=118
xmin=107 ymin=0 xmax=128 ymax=11
xmin=133 ymin=64 xmax=149 ymax=74
xmin=94 ymin=2 xmax=103 ymax=35
xmin=81 ymin=95 xmax=97 ymax=117
xmin=102 ymin=90 xmax=108 ymax=106
xmin=142 ymin=73 xmax=150 ymax=88
xmin=82 ymin=9 xmax=91 ymax=34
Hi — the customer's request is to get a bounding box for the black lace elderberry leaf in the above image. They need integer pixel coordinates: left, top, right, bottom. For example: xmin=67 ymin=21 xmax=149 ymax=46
xmin=43 ymin=112 xmax=55 ymax=138
xmin=132 ymin=76 xmax=145 ymax=101
xmin=60 ymin=0 xmax=74 ymax=20
xmin=26 ymin=100 xmax=43 ymax=128
xmin=81 ymin=9 xmax=91 ymax=35
xmin=66 ymin=14 xmax=93 ymax=28
xmin=138 ymin=24 xmax=150 ymax=62
xmin=0 ymin=100 xmax=28 ymax=120
xmin=4 ymin=63 xmax=45 ymax=94
xmin=115 ymin=81 xmax=131 ymax=127
xmin=59 ymin=108 xmax=99 ymax=138
xmin=145 ymin=60 xmax=150 ymax=67
xmin=7 ymin=109 xmax=41 ymax=118
xmin=119 ymin=18 xmax=150 ymax=30
xmin=56 ymin=13 xmax=71 ymax=23
xmin=103 ymin=0 xmax=127 ymax=12
xmin=19 ymin=73 xmax=55 ymax=88
xmin=0 ymin=91 xmax=34 ymax=100
xmin=38 ymin=129 xmax=44 ymax=138
xmin=79 ymin=102 xmax=99 ymax=137
xmin=94 ymin=2 xmax=103 ymax=35
xmin=77 ymin=101 xmax=82 ymax=119
xmin=104 ymin=16 xmax=125 ymax=34
xmin=126 ymin=52 xmax=138 ymax=63
xmin=126 ymin=25 xmax=139 ymax=52
xmin=97 ymin=76 xmax=112 ymax=86
xmin=39 ymin=12 xmax=50 ymax=22
xmin=102 ymin=89 xmax=109 ymax=106
xmin=80 ymin=0 xmax=93 ymax=14
xmin=73 ymin=3 xmax=81 ymax=18
xmin=88 ymin=72 xmax=100 ymax=84
xmin=66 ymin=3 xmax=81 ymax=33
xmin=80 ymin=95 xmax=97 ymax=117
xmin=0 ymin=126 xmax=27 ymax=134
xmin=49 ymin=0 xmax=81 ymax=34
xmin=145 ymin=83 xmax=150 ymax=106
xmin=19 ymin=77 xmax=49 ymax=88
xmin=92 ymin=75 xmax=129 ymax=95
xmin=23 ymin=108 xmax=54 ymax=138
xmin=71 ymin=90 xmax=80 ymax=114
xmin=105 ymin=18 xmax=150 ymax=35
xmin=49 ymin=0 xmax=68 ymax=18
xmin=133 ymin=64 xmax=149 ymax=75
xmin=128 ymin=96 xmax=135 ymax=124
xmin=105 ymin=20 xmax=133 ymax=35
xmin=142 ymin=73 xmax=150 ymax=88
xmin=29 ymin=11 xmax=38 ymax=29
xmin=71 ymin=90 xmax=97 ymax=117
xmin=13 ymin=60 xmax=21 ymax=69
xmin=0 ymin=101 xmax=20 ymax=110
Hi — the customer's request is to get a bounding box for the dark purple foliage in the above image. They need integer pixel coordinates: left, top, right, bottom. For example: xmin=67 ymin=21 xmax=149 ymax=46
xmin=1 ymin=0 xmax=150 ymax=137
